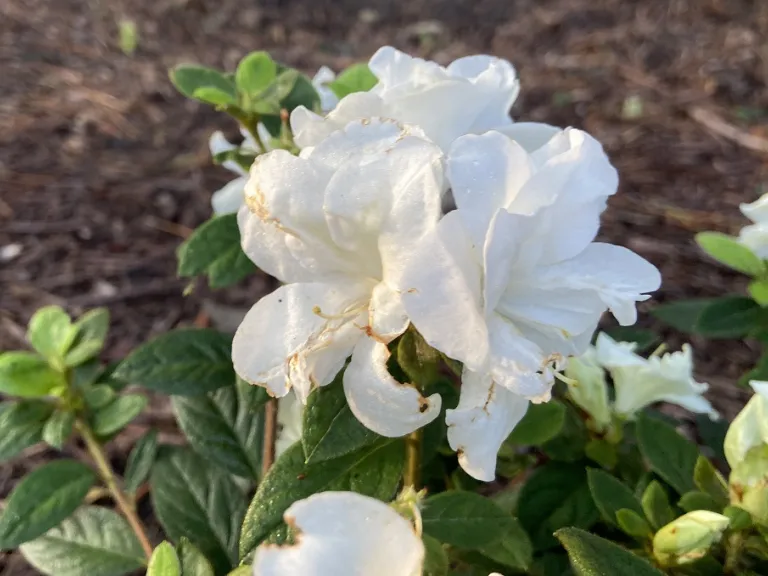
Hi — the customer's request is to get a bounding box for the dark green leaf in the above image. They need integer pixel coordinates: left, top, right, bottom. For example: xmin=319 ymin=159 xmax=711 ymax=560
xmin=65 ymin=308 xmax=110 ymax=367
xmin=506 ymin=400 xmax=566 ymax=446
xmin=261 ymin=72 xmax=320 ymax=136
xmin=395 ymin=329 xmax=441 ymax=386
xmin=91 ymin=394 xmax=147 ymax=437
xmin=696 ymin=232 xmax=765 ymax=276
xmin=677 ymin=491 xmax=720 ymax=513
xmin=529 ymin=551 xmax=573 ymax=576
xmin=330 ymin=440 xmax=404 ymax=499
xmin=423 ymin=534 xmax=449 ymax=576
xmin=170 ymin=65 xmax=237 ymax=103
xmin=616 ymin=509 xmax=653 ymax=540
xmin=692 ymin=456 xmax=728 ymax=506
xmin=27 ymin=306 xmax=77 ymax=364
xmin=636 ymin=414 xmax=698 ymax=495
xmin=0 ymin=400 xmax=54 ymax=461
xmin=42 ymin=409 xmax=74 ymax=449
xmin=0 ymin=460 xmax=96 ymax=548
xmin=148 ymin=541 xmax=180 ymax=576
xmin=650 ymin=299 xmax=720 ymax=333
xmin=555 ymin=527 xmax=665 ymax=575
xmin=478 ymin=516 xmax=533 ymax=571
xmin=19 ymin=506 xmax=146 ymax=576
xmin=72 ymin=360 xmax=105 ymax=389
xmin=114 ymin=329 xmax=234 ymax=395
xmin=84 ymin=384 xmax=117 ymax=410
xmin=695 ymin=296 xmax=763 ymax=339
xmin=541 ymin=403 xmax=588 ymax=462
xmin=585 ymin=439 xmax=618 ymax=470
xmin=206 ymin=243 xmax=256 ymax=289
xmin=421 ymin=491 xmax=510 ymax=549
xmin=124 ymin=429 xmax=159 ymax=494
xmin=236 ymin=52 xmax=277 ymax=96
xmin=178 ymin=537 xmax=215 ymax=576
xmin=0 ymin=352 xmax=65 ymax=397
xmin=150 ymin=447 xmax=246 ymax=574
xmin=172 ymin=379 xmax=265 ymax=479
xmin=603 ymin=327 xmax=659 ymax=352
xmin=328 ymin=63 xmax=378 ymax=99
xmin=695 ymin=415 xmax=728 ymax=463
xmin=587 ymin=468 xmax=645 ymax=527
xmin=641 ymin=481 xmax=675 ymax=530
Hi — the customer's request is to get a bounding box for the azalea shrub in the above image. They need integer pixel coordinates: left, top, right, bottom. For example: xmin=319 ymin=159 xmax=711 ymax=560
xmin=2 ymin=47 xmax=768 ymax=576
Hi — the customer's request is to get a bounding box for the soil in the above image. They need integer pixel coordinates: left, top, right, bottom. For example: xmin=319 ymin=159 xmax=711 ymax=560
xmin=1 ymin=0 xmax=768 ymax=572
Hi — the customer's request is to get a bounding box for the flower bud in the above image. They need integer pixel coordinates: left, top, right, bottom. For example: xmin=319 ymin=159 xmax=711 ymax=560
xmin=729 ymin=445 xmax=768 ymax=526
xmin=724 ymin=381 xmax=768 ymax=468
xmin=652 ymin=511 xmax=730 ymax=566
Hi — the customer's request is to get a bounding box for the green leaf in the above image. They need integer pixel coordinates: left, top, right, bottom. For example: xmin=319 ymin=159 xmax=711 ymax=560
xmin=695 ymin=296 xmax=763 ymax=339
xmin=330 ymin=440 xmax=404 ymax=498
xmin=695 ymin=414 xmax=728 ymax=463
xmin=0 ymin=352 xmax=65 ymax=397
xmin=395 ymin=328 xmax=441 ymax=386
xmin=0 ymin=400 xmax=54 ymax=461
xmin=90 ymin=394 xmax=147 ymax=436
xmin=749 ymin=279 xmax=768 ymax=306
xmin=723 ymin=505 xmax=753 ymax=531
xmin=65 ymin=308 xmax=110 ymax=367
xmin=178 ymin=537 xmax=215 ymax=576
xmin=423 ymin=534 xmax=449 ymax=576
xmin=124 ymin=429 xmax=159 ymax=494
xmin=603 ymin=327 xmax=659 ymax=351
xmin=84 ymin=384 xmax=117 ymax=410
xmin=27 ymin=306 xmax=77 ymax=364
xmin=206 ymin=242 xmax=257 ymax=289
xmin=506 ymin=400 xmax=566 ymax=446
xmin=170 ymin=65 xmax=237 ymax=104
xmin=541 ymin=403 xmax=588 ymax=462
xmin=650 ymin=299 xmax=720 ymax=333
xmin=421 ymin=491 xmax=510 ymax=549
xmin=238 ymin=440 xmax=399 ymax=561
xmin=585 ymin=438 xmax=618 ymax=470
xmin=192 ymin=86 xmax=237 ymax=107
xmin=19 ymin=506 xmax=146 ymax=576
xmin=301 ymin=377 xmax=381 ymax=464
xmin=636 ymin=413 xmax=699 ymax=495
xmin=587 ymin=468 xmax=645 ymax=527
xmin=692 ymin=456 xmax=728 ymax=506
xmin=148 ymin=542 xmax=181 ymax=576
xmin=641 ymin=481 xmax=675 ymax=530
xmin=150 ymin=447 xmax=246 ymax=574
xmin=478 ymin=516 xmax=533 ymax=571
xmin=696 ymin=232 xmax=765 ymax=276
xmin=260 ymin=72 xmax=320 ymax=136
xmin=677 ymin=491 xmax=721 ymax=513
xmin=555 ymin=527 xmax=665 ymax=575
xmin=42 ymin=409 xmax=75 ymax=449
xmin=114 ymin=329 xmax=234 ymax=395
xmin=0 ymin=459 xmax=96 ymax=548
xmin=236 ymin=51 xmax=277 ymax=96
xmin=329 ymin=63 xmax=378 ymax=99
xmin=172 ymin=379 xmax=265 ymax=479
xmin=517 ymin=462 xmax=599 ymax=550
xmin=616 ymin=509 xmax=653 ymax=540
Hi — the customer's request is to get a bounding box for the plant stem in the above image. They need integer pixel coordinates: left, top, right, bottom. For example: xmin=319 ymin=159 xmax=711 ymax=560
xmin=404 ymin=428 xmax=423 ymax=489
xmin=724 ymin=533 xmax=744 ymax=574
xmin=76 ymin=420 xmax=153 ymax=560
xmin=262 ymin=398 xmax=278 ymax=477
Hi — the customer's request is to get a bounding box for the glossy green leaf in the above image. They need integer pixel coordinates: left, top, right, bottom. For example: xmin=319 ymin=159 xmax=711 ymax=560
xmin=587 ymin=468 xmax=644 ymax=527
xmin=236 ymin=52 xmax=277 ymax=96
xmin=170 ymin=65 xmax=237 ymax=104
xmin=91 ymin=394 xmax=147 ymax=436
xmin=42 ymin=409 xmax=75 ymax=449
xmin=178 ymin=537 xmax=215 ymax=576
xmin=636 ymin=414 xmax=698 ymax=495
xmin=0 ymin=400 xmax=54 ymax=461
xmin=124 ymin=429 xmax=158 ymax=494
xmin=421 ymin=491 xmax=510 ymax=549
xmin=27 ymin=306 xmax=77 ymax=364
xmin=695 ymin=296 xmax=763 ymax=339
xmin=696 ymin=232 xmax=765 ymax=276
xmin=0 ymin=352 xmax=65 ymax=398
xmin=65 ymin=308 xmax=110 ymax=367
xmin=148 ymin=542 xmax=181 ymax=576
xmin=506 ymin=400 xmax=566 ymax=446
xmin=556 ymin=527 xmax=665 ymax=575
xmin=478 ymin=516 xmax=533 ymax=571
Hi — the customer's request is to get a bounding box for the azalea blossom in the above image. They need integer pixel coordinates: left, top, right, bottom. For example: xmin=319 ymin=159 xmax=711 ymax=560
xmin=400 ymin=124 xmax=661 ymax=480
xmin=724 ymin=380 xmax=768 ymax=468
xmin=739 ymin=192 xmax=768 ymax=259
xmin=232 ymin=119 xmax=444 ymax=437
xmin=292 ymin=46 xmax=520 ymax=152
xmin=594 ymin=333 xmax=717 ymax=420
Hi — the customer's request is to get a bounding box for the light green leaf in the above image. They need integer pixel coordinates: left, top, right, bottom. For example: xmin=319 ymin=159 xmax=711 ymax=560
xmin=148 ymin=542 xmax=181 ymax=576
xmin=192 ymin=86 xmax=237 ymax=107
xmin=178 ymin=537 xmax=215 ymax=576
xmin=19 ymin=506 xmax=146 ymax=576
xmin=0 ymin=400 xmax=54 ymax=461
xmin=616 ymin=509 xmax=653 ymax=540
xmin=695 ymin=296 xmax=763 ymax=339
xmin=150 ymin=447 xmax=246 ymax=574
xmin=114 ymin=329 xmax=234 ymax=395
xmin=506 ymin=400 xmax=566 ymax=446
xmin=27 ymin=306 xmax=77 ymax=364
xmin=556 ymin=527 xmax=665 ymax=575
xmin=636 ymin=413 xmax=699 ymax=495
xmin=641 ymin=481 xmax=675 ymax=530
xmin=65 ymin=308 xmax=110 ymax=367
xmin=587 ymin=468 xmax=645 ymax=527
xmin=651 ymin=298 xmax=720 ymax=334
xmin=124 ymin=429 xmax=159 ymax=494
xmin=0 ymin=352 xmax=65 ymax=397
xmin=42 ymin=409 xmax=75 ymax=449
xmin=749 ymin=279 xmax=768 ymax=307
xmin=478 ymin=516 xmax=533 ymax=571
xmin=236 ymin=51 xmax=277 ymax=96
xmin=172 ymin=380 xmax=266 ymax=479
xmin=692 ymin=456 xmax=728 ymax=506
xmin=170 ymin=65 xmax=237 ymax=103
xmin=90 ymin=394 xmax=147 ymax=437
xmin=678 ymin=491 xmax=721 ymax=513
xmin=328 ymin=63 xmax=378 ymax=99
xmin=421 ymin=491 xmax=509 ymax=549
xmin=260 ymin=72 xmax=320 ymax=136
xmin=0 ymin=460 xmax=96 ymax=548
xmin=696 ymin=232 xmax=765 ymax=276
xmin=423 ymin=534 xmax=449 ymax=576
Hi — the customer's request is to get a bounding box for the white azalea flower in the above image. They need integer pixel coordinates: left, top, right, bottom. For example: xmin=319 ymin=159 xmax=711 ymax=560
xmin=292 ymin=46 xmax=520 ymax=152
xmin=595 ymin=333 xmax=717 ymax=420
xmin=312 ymin=66 xmax=340 ymax=113
xmin=724 ymin=381 xmax=768 ymax=468
xmin=400 ymin=124 xmax=661 ymax=480
xmin=564 ymin=347 xmax=611 ymax=432
xmin=275 ymin=393 xmax=304 ymax=458
xmin=739 ymin=192 xmax=768 ymax=259
xmin=232 ymin=119 xmax=444 ymax=437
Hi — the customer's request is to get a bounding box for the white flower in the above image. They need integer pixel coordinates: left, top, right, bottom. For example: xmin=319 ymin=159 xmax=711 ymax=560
xmin=292 ymin=46 xmax=520 ymax=152
xmin=564 ymin=347 xmax=611 ymax=432
xmin=232 ymin=119 xmax=444 ymax=437
xmin=275 ymin=393 xmax=304 ymax=458
xmin=312 ymin=66 xmax=340 ymax=113
xmin=252 ymin=492 xmax=424 ymax=576
xmin=739 ymin=192 xmax=768 ymax=259
xmin=595 ymin=333 xmax=717 ymax=419
xmin=724 ymin=381 xmax=768 ymax=468
xmin=400 ymin=124 xmax=661 ymax=480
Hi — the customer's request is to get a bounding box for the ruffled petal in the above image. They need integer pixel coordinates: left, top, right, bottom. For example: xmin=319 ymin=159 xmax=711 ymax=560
xmin=368 ymin=282 xmax=409 ymax=343
xmin=290 ymin=92 xmax=385 ymax=149
xmin=211 ymin=176 xmax=247 ymax=215
xmin=741 ymin=193 xmax=768 ymax=224
xmin=494 ymin=122 xmax=561 ymax=154
xmin=209 ymin=131 xmax=246 ymax=176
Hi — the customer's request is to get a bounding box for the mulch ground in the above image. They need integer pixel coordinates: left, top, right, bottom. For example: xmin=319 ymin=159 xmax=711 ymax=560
xmin=1 ymin=0 xmax=768 ymax=570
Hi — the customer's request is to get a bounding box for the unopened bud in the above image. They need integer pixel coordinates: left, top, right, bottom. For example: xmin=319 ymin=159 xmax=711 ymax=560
xmin=729 ymin=444 xmax=768 ymax=526
xmin=652 ymin=511 xmax=730 ymax=566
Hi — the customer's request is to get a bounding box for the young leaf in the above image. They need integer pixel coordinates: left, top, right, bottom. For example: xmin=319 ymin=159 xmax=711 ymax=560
xmin=641 ymin=481 xmax=676 ymax=530
xmin=328 ymin=63 xmax=378 ymax=99
xmin=555 ymin=527 xmax=665 ymax=575
xmin=749 ymin=279 xmax=768 ymax=307
xmin=616 ymin=509 xmax=653 ymax=540
xmin=636 ymin=414 xmax=699 ymax=495
xmin=91 ymin=394 xmax=147 ymax=437
xmin=114 ymin=329 xmax=234 ymax=395
xmin=422 ymin=534 xmax=449 ymax=576
xmin=0 ymin=400 xmax=54 ymax=461
xmin=696 ymin=232 xmax=765 ymax=276
xmin=587 ymin=468 xmax=645 ymax=527
xmin=650 ymin=298 xmax=720 ymax=334
xmin=148 ymin=542 xmax=181 ymax=576
xmin=235 ymin=51 xmax=277 ymax=96
xmin=0 ymin=460 xmax=96 ymax=548
xmin=478 ymin=516 xmax=533 ymax=571
xmin=170 ymin=65 xmax=237 ymax=104
xmin=193 ymin=87 xmax=238 ymax=107
xmin=42 ymin=409 xmax=75 ymax=449
xmin=84 ymin=384 xmax=117 ymax=410
xmin=301 ymin=377 xmax=381 ymax=464
xmin=260 ymin=72 xmax=320 ymax=136
xmin=506 ymin=400 xmax=566 ymax=446
xmin=678 ymin=491 xmax=721 ymax=513
xmin=178 ymin=537 xmax=215 ymax=576
xmin=150 ymin=447 xmax=246 ymax=574
xmin=0 ymin=352 xmax=65 ymax=397
xmin=172 ymin=380 xmax=266 ymax=479
xmin=695 ymin=296 xmax=763 ymax=339
xmin=27 ymin=306 xmax=77 ymax=364
xmin=65 ymin=308 xmax=110 ymax=367
xmin=19 ymin=506 xmax=146 ymax=576
xmin=692 ymin=456 xmax=728 ymax=506
xmin=124 ymin=429 xmax=159 ymax=494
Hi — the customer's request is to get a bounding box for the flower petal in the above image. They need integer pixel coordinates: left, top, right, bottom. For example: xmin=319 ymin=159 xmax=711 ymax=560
xmin=368 ymin=282 xmax=409 ymax=343
xmin=312 ymin=65 xmax=339 ymax=112
xmin=252 ymin=491 xmax=424 ymax=576
xmin=446 ymin=368 xmax=529 ymax=481
xmin=209 ymin=131 xmax=246 ymax=176
xmin=724 ymin=381 xmax=768 ymax=467
xmin=343 ymin=337 xmax=441 ymax=437
xmin=494 ymin=122 xmax=561 ymax=154
xmin=741 ymin=193 xmax=768 ymax=224
xmin=212 ymin=176 xmax=247 ymax=215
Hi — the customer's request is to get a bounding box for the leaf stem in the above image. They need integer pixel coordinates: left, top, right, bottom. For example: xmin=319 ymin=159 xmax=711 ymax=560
xmin=76 ymin=419 xmax=153 ymax=560
xmin=262 ymin=398 xmax=278 ymax=477
xmin=404 ymin=428 xmax=423 ymax=489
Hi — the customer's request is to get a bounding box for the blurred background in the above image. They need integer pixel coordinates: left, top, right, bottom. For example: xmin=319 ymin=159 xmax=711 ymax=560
xmin=1 ymin=0 xmax=767 ymax=422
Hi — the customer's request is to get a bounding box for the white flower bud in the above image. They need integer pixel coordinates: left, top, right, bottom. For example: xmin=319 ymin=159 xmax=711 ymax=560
xmin=652 ymin=511 xmax=730 ymax=566
xmin=724 ymin=381 xmax=768 ymax=468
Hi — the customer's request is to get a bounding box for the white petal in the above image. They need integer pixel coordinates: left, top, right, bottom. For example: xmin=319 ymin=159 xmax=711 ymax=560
xmin=400 ymin=212 xmax=488 ymax=371
xmin=594 ymin=332 xmax=645 ymax=368
xmin=232 ymin=282 xmax=368 ymax=398
xmin=211 ymin=176 xmax=247 ymax=215
xmin=752 ymin=380 xmax=768 ymax=399
xmin=343 ymin=337 xmax=441 ymax=437
xmin=312 ymin=66 xmax=339 ymax=112
xmin=209 ymin=131 xmax=247 ymax=175
xmin=741 ymin=193 xmax=768 ymax=224
xmin=739 ymin=223 xmax=768 ymax=260
xmin=368 ymin=283 xmax=409 ymax=343
xmin=446 ymin=368 xmax=529 ymax=481
xmin=252 ymin=491 xmax=424 ymax=576
xmin=290 ymin=92 xmax=385 ymax=149
xmin=494 ymin=122 xmax=561 ymax=154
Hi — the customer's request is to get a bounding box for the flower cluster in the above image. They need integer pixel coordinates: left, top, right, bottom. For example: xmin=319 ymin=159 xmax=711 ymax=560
xmin=231 ymin=46 xmax=661 ymax=480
